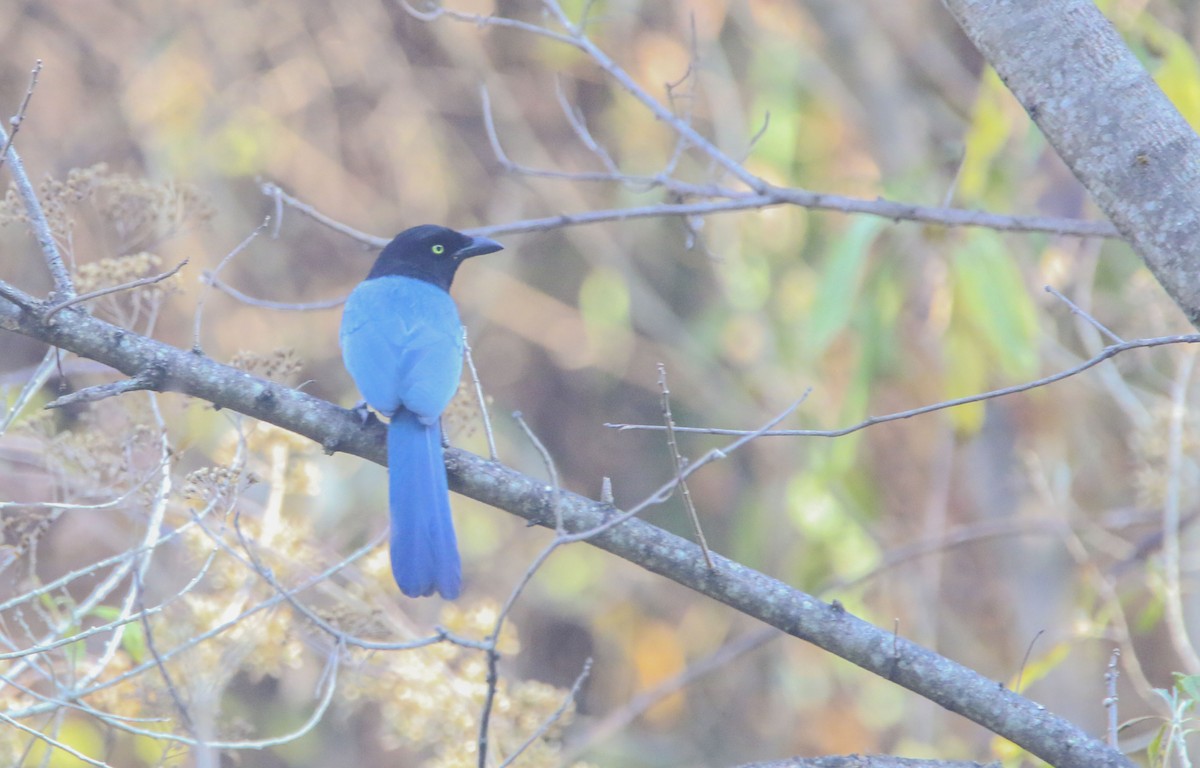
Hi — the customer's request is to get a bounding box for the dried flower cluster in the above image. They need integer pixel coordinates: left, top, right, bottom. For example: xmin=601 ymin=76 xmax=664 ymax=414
xmin=229 ymin=348 xmax=304 ymax=385
xmin=0 ymin=163 xmax=213 ymax=248
xmin=0 ymin=393 xmax=587 ymax=766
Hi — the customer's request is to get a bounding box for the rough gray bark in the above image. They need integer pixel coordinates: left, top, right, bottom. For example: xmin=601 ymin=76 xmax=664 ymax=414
xmin=942 ymin=0 xmax=1200 ymax=326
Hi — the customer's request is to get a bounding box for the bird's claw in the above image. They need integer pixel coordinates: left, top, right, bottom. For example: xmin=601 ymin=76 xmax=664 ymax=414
xmin=352 ymin=401 xmax=380 ymax=427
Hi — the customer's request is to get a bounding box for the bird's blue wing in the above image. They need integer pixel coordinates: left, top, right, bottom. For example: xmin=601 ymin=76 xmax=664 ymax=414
xmin=339 ymin=274 xmax=467 ymax=599
xmin=340 ymin=277 xmax=465 ymax=422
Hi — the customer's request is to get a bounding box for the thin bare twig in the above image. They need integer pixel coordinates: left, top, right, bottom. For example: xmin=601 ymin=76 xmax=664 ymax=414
xmin=44 ymin=259 xmax=188 ymax=320
xmin=512 ymin=411 xmax=561 ymax=530
xmin=133 ymin=568 xmax=196 ymax=736
xmin=563 ymin=629 xmax=772 ymax=761
xmin=538 ymin=0 xmax=767 ymax=193
xmin=259 ymin=182 xmax=381 ymax=243
xmin=657 ymin=364 xmax=713 ymax=568
xmin=399 ymin=2 xmax=579 ymax=47
xmin=0 ymin=709 xmax=112 ymax=767
xmin=1014 ymin=629 xmax=1045 ymax=694
xmin=0 ymin=346 xmax=56 ymax=434
xmin=1045 ymin=284 xmax=1124 ymax=344
xmin=1042 ymin=256 xmax=1148 ymax=426
xmin=0 ymin=278 xmax=39 ymax=310
xmin=192 ymin=219 xmax=268 ymax=353
xmin=8 ymin=532 xmax=377 ymax=723
xmin=85 ymin=639 xmax=344 ymax=751
xmin=0 ymin=81 xmax=73 ymax=300
xmin=477 ymin=397 xmax=800 ymax=766
xmin=221 ymin=503 xmax=453 ymax=653
xmin=1161 ymin=349 xmax=1200 ymax=673
xmin=477 ymin=411 xmax=564 ymax=766
xmin=1027 ymin=459 xmax=1161 ymax=713
xmin=267 ymin=183 xmax=283 ymax=238
xmin=475 ymin=192 xmax=1118 ymax=239
xmin=43 ymin=374 xmax=156 ymax=410
xmin=498 ymin=658 xmax=592 ymax=768
xmin=606 ymin=334 xmax=1200 ymax=437
xmin=1105 ymin=648 xmax=1121 ymax=748
xmin=482 ymin=85 xmax=642 ymax=186
xmin=660 ymin=13 xmax=701 ymax=179
xmin=590 ymin=397 xmax=805 ymax=540
xmin=199 ymin=272 xmax=346 ymax=311
xmin=554 ymin=80 xmax=622 ymax=176
xmin=0 ymin=60 xmax=42 ymax=175
xmin=261 ymin=177 xmax=1120 ymax=247
xmin=816 ymin=517 xmax=1068 ymax=597
xmin=478 ymin=383 xmax=758 ymax=768
xmin=462 ymin=329 xmax=498 ymax=460
xmin=742 ymin=111 xmax=772 ymax=163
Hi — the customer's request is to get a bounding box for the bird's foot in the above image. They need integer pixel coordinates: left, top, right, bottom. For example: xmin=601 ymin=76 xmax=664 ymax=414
xmin=351 ymin=401 xmax=380 ymax=427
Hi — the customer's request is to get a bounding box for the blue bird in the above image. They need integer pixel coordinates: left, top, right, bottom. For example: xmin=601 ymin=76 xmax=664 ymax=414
xmin=340 ymin=225 xmax=504 ymax=598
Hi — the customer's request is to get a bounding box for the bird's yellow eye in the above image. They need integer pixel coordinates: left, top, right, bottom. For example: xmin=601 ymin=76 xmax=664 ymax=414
xmin=432 ymin=244 xmax=445 ymax=255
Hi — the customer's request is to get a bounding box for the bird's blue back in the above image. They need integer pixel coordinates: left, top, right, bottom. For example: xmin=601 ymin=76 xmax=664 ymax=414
xmin=340 ymin=276 xmax=465 ymax=421
xmin=340 ymin=275 xmax=464 ymax=598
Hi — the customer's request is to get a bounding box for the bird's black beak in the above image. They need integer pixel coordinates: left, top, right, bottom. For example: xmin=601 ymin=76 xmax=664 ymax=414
xmin=455 ymin=235 xmax=504 ymax=259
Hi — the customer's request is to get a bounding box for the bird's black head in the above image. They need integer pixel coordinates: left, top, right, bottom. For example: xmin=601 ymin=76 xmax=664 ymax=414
xmin=366 ymin=225 xmax=504 ymax=291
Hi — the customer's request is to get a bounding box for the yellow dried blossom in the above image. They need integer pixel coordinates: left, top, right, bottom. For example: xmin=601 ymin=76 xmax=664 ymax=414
xmin=182 ymin=465 xmax=257 ymax=505
xmin=0 ymin=164 xmax=211 ymax=247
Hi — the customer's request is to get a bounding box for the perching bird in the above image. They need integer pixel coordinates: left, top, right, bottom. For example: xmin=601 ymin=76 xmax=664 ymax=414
xmin=340 ymin=225 xmax=504 ymax=598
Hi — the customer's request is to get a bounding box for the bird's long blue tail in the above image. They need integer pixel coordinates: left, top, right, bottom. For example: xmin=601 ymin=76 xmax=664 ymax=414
xmin=386 ymin=411 xmax=462 ymax=599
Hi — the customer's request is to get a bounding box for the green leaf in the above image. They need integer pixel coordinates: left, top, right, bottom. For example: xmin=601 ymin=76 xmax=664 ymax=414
xmin=1147 ymin=724 xmax=1165 ymax=768
xmin=951 ymin=230 xmax=1039 ymax=379
xmin=958 ymin=68 xmax=1021 ymax=203
xmin=88 ymin=605 xmax=148 ymax=663
xmin=805 ymin=217 xmax=885 ymax=359
xmin=1174 ymin=673 xmax=1200 ymax=703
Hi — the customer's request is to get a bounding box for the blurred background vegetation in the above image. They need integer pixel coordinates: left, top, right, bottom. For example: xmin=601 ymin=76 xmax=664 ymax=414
xmin=2 ymin=0 xmax=1200 ymax=765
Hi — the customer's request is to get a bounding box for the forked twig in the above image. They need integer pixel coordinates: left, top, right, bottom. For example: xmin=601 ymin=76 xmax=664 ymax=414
xmin=192 ymin=219 xmax=268 ymax=353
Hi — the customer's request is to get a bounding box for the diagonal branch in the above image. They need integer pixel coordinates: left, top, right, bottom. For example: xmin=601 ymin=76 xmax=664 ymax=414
xmin=942 ymin=0 xmax=1200 ymax=327
xmin=0 ymin=79 xmax=73 ymax=300
xmin=0 ymin=291 xmax=1131 ymax=768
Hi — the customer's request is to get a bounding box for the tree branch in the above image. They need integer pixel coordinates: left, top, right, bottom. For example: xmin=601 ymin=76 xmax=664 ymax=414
xmin=942 ymin=0 xmax=1200 ymax=326
xmin=0 ymin=297 xmax=1131 ymax=767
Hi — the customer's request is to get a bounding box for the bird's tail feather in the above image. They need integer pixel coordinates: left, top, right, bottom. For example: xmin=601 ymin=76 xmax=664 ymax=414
xmin=386 ymin=412 xmax=462 ymax=599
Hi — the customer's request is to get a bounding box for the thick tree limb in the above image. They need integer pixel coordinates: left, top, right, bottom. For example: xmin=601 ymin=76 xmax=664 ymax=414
xmin=942 ymin=0 xmax=1200 ymax=326
xmin=0 ymin=298 xmax=1131 ymax=767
